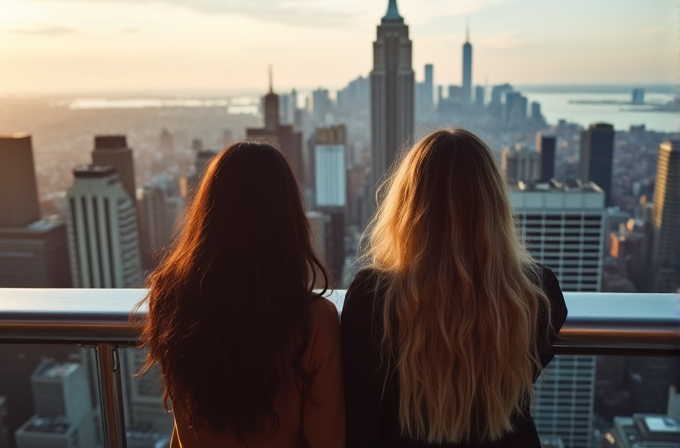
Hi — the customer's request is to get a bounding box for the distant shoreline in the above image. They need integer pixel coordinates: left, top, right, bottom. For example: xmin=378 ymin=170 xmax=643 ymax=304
xmin=0 ymin=83 xmax=677 ymax=99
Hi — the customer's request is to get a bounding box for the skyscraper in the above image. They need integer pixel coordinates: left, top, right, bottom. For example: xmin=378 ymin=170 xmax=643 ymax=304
xmin=315 ymin=125 xmax=347 ymax=284
xmin=0 ymin=134 xmax=41 ymax=227
xmin=531 ymin=101 xmax=544 ymax=123
xmin=91 ymin=135 xmax=137 ymax=204
xmin=504 ymin=91 xmax=528 ymax=127
xmin=462 ymin=25 xmax=472 ymax=106
xmin=424 ymin=64 xmax=434 ymax=110
xmin=502 ymin=144 xmax=540 ymax=184
xmin=475 ymin=85 xmax=485 ymax=108
xmin=580 ymin=123 xmax=615 ymax=206
xmin=536 ymin=133 xmax=556 ymax=182
xmin=119 ymin=350 xmax=173 ymax=436
xmin=312 ymin=88 xmax=332 ymax=126
xmin=512 ymin=180 xmax=605 ymax=448
xmin=0 ymin=134 xmax=71 ymax=288
xmin=489 ymin=83 xmax=513 ymax=118
xmin=651 ymin=140 xmax=680 ymax=292
xmin=66 ymin=166 xmax=143 ymax=288
xmin=139 ymin=174 xmax=184 ymax=267
xmin=14 ymin=360 xmax=96 ymax=448
xmin=370 ymin=0 xmax=414 ymax=193
xmin=247 ymin=70 xmax=304 ymax=185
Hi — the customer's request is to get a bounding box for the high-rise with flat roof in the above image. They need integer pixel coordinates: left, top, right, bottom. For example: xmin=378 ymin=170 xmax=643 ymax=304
xmin=0 ymin=134 xmax=71 ymax=287
xmin=119 ymin=350 xmax=173 ymax=436
xmin=511 ymin=180 xmax=604 ymax=448
xmin=424 ymin=64 xmax=434 ymax=110
xmin=502 ymin=144 xmax=540 ymax=184
xmin=537 ymin=133 xmax=556 ymax=182
xmin=66 ymin=166 xmax=143 ymax=288
xmin=0 ymin=134 xmax=41 ymax=227
xmin=370 ymin=0 xmax=414 ymax=194
xmin=580 ymin=123 xmax=615 ymax=206
xmin=314 ymin=125 xmax=347 ymax=284
xmin=139 ymin=174 xmax=184 ymax=267
xmin=475 ymin=85 xmax=485 ymax=108
xmin=312 ymin=88 xmax=331 ymax=126
xmin=651 ymin=140 xmax=680 ymax=292
xmin=91 ymin=135 xmax=137 ymax=204
xmin=14 ymin=360 xmax=96 ymax=448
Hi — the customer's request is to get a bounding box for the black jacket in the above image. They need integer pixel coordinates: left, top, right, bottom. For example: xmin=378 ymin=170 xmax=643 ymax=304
xmin=341 ymin=265 xmax=568 ymax=448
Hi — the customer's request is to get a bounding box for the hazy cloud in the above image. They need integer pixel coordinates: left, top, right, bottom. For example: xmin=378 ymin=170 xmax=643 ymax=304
xmin=10 ymin=25 xmax=77 ymax=35
xmin=120 ymin=27 xmax=138 ymax=34
xmin=28 ymin=0 xmax=364 ymax=28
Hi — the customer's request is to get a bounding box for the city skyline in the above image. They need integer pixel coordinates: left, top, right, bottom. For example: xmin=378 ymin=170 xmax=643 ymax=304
xmin=0 ymin=0 xmax=675 ymax=94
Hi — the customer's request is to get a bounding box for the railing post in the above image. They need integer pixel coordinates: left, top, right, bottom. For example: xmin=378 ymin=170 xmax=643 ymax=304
xmin=96 ymin=343 xmax=128 ymax=448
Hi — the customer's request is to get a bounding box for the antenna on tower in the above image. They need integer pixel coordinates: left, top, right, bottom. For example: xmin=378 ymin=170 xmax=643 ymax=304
xmin=268 ymin=65 xmax=273 ymax=94
xmin=466 ymin=20 xmax=470 ymax=43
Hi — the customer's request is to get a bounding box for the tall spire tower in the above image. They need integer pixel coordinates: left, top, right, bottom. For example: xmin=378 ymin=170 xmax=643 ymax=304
xmin=462 ymin=22 xmax=473 ymax=106
xmin=370 ymin=0 xmax=414 ymax=203
xmin=268 ymin=64 xmax=273 ymax=94
xmin=264 ymin=65 xmax=280 ymax=132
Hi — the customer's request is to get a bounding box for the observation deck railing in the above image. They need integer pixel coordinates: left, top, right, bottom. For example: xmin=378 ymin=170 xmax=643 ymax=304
xmin=1 ymin=289 xmax=678 ymax=448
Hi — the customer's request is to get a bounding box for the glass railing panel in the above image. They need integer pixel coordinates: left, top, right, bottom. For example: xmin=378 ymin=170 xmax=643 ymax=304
xmin=0 ymin=345 xmax=104 ymax=448
xmin=119 ymin=347 xmax=173 ymax=447
xmin=535 ymin=354 xmax=680 ymax=448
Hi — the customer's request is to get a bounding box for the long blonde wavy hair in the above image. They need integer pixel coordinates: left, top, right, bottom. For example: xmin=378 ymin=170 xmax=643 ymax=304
xmin=363 ymin=128 xmax=551 ymax=444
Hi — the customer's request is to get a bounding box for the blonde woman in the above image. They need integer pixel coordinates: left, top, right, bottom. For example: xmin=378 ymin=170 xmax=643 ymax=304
xmin=342 ymin=129 xmax=567 ymax=447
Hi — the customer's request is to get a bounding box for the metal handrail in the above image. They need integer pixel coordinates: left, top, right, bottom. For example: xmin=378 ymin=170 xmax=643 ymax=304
xmin=1 ymin=288 xmax=679 ymax=448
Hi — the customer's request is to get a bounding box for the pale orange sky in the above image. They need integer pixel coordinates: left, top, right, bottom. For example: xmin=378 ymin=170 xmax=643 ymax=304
xmin=0 ymin=0 xmax=676 ymax=94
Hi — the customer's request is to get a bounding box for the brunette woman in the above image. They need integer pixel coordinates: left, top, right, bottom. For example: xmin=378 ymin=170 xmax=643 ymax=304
xmin=342 ymin=129 xmax=567 ymax=447
xmin=136 ymin=142 xmax=345 ymax=448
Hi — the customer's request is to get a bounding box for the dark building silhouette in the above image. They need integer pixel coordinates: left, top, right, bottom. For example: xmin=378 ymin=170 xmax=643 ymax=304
xmin=536 ymin=133 xmax=556 ymax=182
xmin=0 ymin=134 xmax=40 ymax=228
xmin=370 ymin=0 xmax=414 ymax=195
xmin=246 ymin=69 xmax=304 ymax=185
xmin=0 ymin=134 xmax=71 ymax=288
xmin=580 ymin=123 xmax=615 ymax=206
xmin=462 ymin=25 xmax=472 ymax=106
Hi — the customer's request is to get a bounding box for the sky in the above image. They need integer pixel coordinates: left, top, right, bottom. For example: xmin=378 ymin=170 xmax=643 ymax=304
xmin=0 ymin=0 xmax=676 ymax=95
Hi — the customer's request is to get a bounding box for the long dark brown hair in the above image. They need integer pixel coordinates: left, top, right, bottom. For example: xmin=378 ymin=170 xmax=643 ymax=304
xmin=134 ymin=142 xmax=328 ymax=440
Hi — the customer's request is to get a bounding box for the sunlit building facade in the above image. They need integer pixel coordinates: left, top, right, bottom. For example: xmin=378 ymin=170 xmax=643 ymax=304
xmin=66 ymin=166 xmax=143 ymax=288
xmin=651 ymin=140 xmax=680 ymax=292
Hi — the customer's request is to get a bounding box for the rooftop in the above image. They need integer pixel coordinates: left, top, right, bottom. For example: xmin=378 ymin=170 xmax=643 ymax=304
xmin=95 ymin=135 xmax=128 ymax=150
xmin=35 ymin=361 xmax=78 ymax=379
xmin=20 ymin=416 xmax=71 ymax=434
xmin=73 ymin=165 xmax=116 ymax=178
xmin=515 ymin=179 xmax=603 ymax=193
